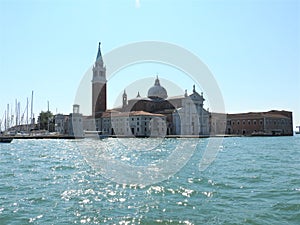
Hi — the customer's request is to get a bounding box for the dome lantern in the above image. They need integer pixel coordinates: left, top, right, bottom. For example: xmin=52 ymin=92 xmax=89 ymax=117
xmin=147 ymin=76 xmax=168 ymax=100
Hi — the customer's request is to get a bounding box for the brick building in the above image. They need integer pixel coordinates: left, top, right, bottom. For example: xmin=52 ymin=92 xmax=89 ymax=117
xmin=226 ymin=110 xmax=293 ymax=136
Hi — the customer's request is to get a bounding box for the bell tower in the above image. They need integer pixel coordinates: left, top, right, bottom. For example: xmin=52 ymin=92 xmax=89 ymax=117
xmin=92 ymin=42 xmax=107 ymax=117
xmin=122 ymin=90 xmax=127 ymax=108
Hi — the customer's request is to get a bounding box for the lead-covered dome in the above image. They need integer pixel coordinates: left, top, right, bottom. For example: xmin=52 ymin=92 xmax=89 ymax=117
xmin=147 ymin=77 xmax=168 ymax=100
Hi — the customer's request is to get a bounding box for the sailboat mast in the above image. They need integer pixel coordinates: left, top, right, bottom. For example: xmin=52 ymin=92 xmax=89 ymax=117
xmin=31 ymin=91 xmax=34 ymax=125
xmin=11 ymin=104 xmax=13 ymax=128
xmin=18 ymin=101 xmax=20 ymax=128
xmin=7 ymin=104 xmax=9 ymax=130
xmin=47 ymin=100 xmax=50 ymax=131
xmin=4 ymin=110 xmax=7 ymax=131
xmin=15 ymin=99 xmax=18 ymax=128
xmin=0 ymin=112 xmax=4 ymax=132
xmin=26 ymin=97 xmax=29 ymax=132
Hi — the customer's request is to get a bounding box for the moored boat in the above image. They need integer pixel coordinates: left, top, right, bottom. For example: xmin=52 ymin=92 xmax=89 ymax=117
xmin=84 ymin=130 xmax=109 ymax=139
xmin=296 ymin=126 xmax=300 ymax=134
xmin=0 ymin=136 xmax=13 ymax=143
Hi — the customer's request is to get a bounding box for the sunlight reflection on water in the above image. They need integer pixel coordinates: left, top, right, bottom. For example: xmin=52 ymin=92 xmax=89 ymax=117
xmin=0 ymin=137 xmax=299 ymax=224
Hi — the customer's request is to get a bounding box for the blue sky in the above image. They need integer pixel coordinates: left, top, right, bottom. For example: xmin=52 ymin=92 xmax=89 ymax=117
xmin=0 ymin=0 xmax=299 ymax=129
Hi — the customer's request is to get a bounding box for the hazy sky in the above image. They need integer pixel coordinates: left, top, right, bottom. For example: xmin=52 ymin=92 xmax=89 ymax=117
xmin=1 ymin=0 xmax=299 ymax=128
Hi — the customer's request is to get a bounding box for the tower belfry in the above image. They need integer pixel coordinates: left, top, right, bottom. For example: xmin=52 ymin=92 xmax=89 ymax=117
xmin=122 ymin=90 xmax=127 ymax=108
xmin=92 ymin=42 xmax=107 ymax=117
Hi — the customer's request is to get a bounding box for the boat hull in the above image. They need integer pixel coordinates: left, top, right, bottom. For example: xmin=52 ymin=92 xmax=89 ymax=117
xmin=0 ymin=137 xmax=13 ymax=143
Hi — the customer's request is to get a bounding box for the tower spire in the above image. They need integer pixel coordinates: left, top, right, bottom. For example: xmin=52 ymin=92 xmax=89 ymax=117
xmin=96 ymin=42 xmax=102 ymax=61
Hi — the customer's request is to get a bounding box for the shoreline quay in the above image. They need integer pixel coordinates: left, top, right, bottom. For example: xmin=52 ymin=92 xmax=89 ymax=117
xmin=3 ymin=133 xmax=294 ymax=140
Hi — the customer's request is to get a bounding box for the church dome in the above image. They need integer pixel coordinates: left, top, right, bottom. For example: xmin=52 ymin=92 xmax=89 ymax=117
xmin=147 ymin=77 xmax=168 ymax=100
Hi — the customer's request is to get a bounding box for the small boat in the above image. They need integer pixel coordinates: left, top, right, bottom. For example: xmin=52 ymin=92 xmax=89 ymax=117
xmin=0 ymin=136 xmax=13 ymax=143
xmin=84 ymin=130 xmax=109 ymax=139
xmin=296 ymin=126 xmax=300 ymax=134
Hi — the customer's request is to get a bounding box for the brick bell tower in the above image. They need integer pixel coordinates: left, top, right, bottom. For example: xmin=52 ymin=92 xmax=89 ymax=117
xmin=92 ymin=42 xmax=107 ymax=118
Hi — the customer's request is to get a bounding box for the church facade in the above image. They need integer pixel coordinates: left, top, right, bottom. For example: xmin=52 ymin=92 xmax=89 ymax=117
xmin=90 ymin=43 xmax=210 ymax=136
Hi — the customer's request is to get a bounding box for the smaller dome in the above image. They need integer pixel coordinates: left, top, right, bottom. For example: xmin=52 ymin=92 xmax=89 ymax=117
xmin=147 ymin=77 xmax=168 ymax=100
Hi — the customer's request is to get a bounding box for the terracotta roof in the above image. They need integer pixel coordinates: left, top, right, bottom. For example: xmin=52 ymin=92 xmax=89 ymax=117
xmin=167 ymin=95 xmax=185 ymax=100
xmin=227 ymin=110 xmax=291 ymax=119
xmin=106 ymin=109 xmax=120 ymax=112
xmin=263 ymin=114 xmax=290 ymax=119
xmin=228 ymin=112 xmax=264 ymax=119
xmin=82 ymin=115 xmax=94 ymax=119
xmin=102 ymin=110 xmax=165 ymax=118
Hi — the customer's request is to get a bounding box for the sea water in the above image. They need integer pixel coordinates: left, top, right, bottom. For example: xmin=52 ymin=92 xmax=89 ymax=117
xmin=0 ymin=136 xmax=299 ymax=224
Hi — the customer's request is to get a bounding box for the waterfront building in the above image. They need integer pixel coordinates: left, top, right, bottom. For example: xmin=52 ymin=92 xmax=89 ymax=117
xmin=101 ymin=110 xmax=166 ymax=137
xmin=54 ymin=114 xmax=69 ymax=134
xmin=209 ymin=112 xmax=227 ymax=135
xmin=82 ymin=115 xmax=96 ymax=132
xmin=68 ymin=104 xmax=84 ymax=137
xmin=226 ymin=110 xmax=293 ymax=136
xmin=55 ymin=104 xmax=84 ymax=137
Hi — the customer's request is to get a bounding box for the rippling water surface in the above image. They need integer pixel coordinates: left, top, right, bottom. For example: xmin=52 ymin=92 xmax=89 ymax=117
xmin=0 ymin=136 xmax=299 ymax=224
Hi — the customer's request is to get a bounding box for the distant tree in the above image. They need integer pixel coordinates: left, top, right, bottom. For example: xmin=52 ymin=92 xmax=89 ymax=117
xmin=38 ymin=111 xmax=55 ymax=131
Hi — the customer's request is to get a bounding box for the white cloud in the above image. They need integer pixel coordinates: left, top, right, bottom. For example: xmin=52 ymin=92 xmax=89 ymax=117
xmin=135 ymin=0 xmax=141 ymax=8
